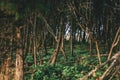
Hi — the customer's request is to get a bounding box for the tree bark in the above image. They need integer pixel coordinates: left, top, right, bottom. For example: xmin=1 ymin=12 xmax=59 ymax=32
xmin=33 ymin=13 xmax=37 ymax=67
xmin=15 ymin=27 xmax=23 ymax=80
xmin=70 ymin=26 xmax=73 ymax=56
xmin=50 ymin=18 xmax=62 ymax=65
xmin=51 ymin=34 xmax=61 ymax=65
xmin=60 ymin=33 xmax=66 ymax=60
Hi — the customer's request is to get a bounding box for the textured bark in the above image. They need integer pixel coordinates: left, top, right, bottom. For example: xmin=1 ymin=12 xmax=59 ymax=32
xmin=51 ymin=37 xmax=61 ymax=65
xmin=15 ymin=27 xmax=23 ymax=80
xmin=15 ymin=49 xmax=23 ymax=80
xmin=50 ymin=18 xmax=63 ymax=65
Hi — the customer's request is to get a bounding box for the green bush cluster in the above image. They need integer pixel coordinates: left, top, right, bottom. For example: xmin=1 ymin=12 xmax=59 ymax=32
xmin=25 ymin=63 xmax=89 ymax=80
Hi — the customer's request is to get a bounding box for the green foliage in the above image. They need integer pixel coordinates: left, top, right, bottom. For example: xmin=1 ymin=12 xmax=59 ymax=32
xmin=25 ymin=54 xmax=34 ymax=63
xmin=30 ymin=63 xmax=62 ymax=80
xmin=25 ymin=61 xmax=91 ymax=80
xmin=24 ymin=44 xmax=119 ymax=80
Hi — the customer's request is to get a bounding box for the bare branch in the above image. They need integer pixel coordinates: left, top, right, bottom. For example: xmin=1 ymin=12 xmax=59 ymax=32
xmin=113 ymin=35 xmax=120 ymax=47
xmin=95 ymin=41 xmax=102 ymax=65
xmin=38 ymin=13 xmax=57 ymax=42
xmin=108 ymin=27 xmax=120 ymax=60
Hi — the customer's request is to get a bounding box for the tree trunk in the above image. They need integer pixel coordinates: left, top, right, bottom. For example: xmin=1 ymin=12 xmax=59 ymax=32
xmin=33 ymin=13 xmax=37 ymax=67
xmin=42 ymin=30 xmax=47 ymax=55
xmin=89 ymin=32 xmax=93 ymax=56
xmin=15 ymin=27 xmax=23 ymax=80
xmin=70 ymin=26 xmax=73 ymax=56
xmin=51 ymin=34 xmax=61 ymax=65
xmin=60 ymin=30 xmax=66 ymax=60
xmin=50 ymin=18 xmax=62 ymax=65
xmin=50 ymin=25 xmax=62 ymax=65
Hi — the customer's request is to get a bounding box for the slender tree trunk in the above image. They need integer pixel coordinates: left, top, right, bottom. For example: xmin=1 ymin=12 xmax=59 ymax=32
xmin=29 ymin=36 xmax=32 ymax=53
xmin=106 ymin=16 xmax=109 ymax=52
xmin=89 ymin=32 xmax=93 ymax=56
xmin=42 ymin=30 xmax=47 ymax=55
xmin=95 ymin=41 xmax=101 ymax=64
xmin=43 ymin=39 xmax=47 ymax=55
xmin=33 ymin=13 xmax=37 ymax=67
xmin=15 ymin=27 xmax=23 ymax=80
xmin=60 ymin=30 xmax=66 ymax=60
xmin=51 ymin=27 xmax=62 ymax=64
xmin=51 ymin=36 xmax=61 ymax=65
xmin=50 ymin=18 xmax=62 ymax=65
xmin=70 ymin=26 xmax=73 ymax=56
xmin=23 ymin=24 xmax=29 ymax=60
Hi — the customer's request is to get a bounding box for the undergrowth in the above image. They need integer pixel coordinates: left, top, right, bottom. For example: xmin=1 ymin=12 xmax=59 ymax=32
xmin=24 ymin=44 xmax=119 ymax=80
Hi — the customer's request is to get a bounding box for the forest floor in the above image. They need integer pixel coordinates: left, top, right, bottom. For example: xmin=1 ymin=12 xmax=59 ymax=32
xmin=24 ymin=42 xmax=120 ymax=80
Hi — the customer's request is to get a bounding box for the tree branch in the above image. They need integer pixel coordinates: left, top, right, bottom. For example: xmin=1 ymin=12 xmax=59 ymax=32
xmin=38 ymin=13 xmax=57 ymax=42
xmin=95 ymin=41 xmax=102 ymax=65
xmin=108 ymin=27 xmax=120 ymax=60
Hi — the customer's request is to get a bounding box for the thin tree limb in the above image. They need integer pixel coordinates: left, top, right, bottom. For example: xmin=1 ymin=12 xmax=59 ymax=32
xmin=38 ymin=12 xmax=57 ymax=42
xmin=108 ymin=27 xmax=120 ymax=60
xmin=95 ymin=41 xmax=102 ymax=65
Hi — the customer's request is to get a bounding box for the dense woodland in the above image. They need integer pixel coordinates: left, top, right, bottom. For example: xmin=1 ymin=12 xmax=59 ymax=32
xmin=0 ymin=0 xmax=120 ymax=80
